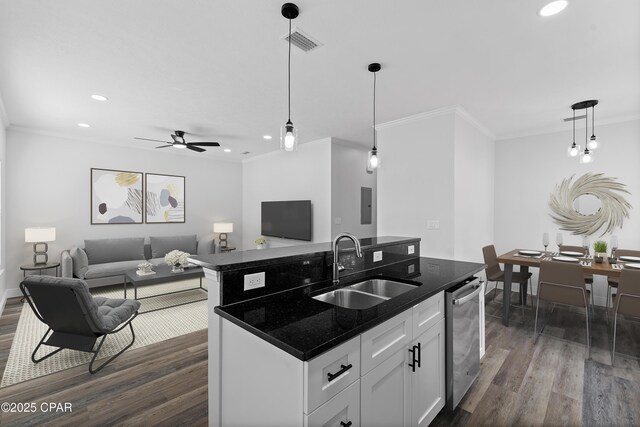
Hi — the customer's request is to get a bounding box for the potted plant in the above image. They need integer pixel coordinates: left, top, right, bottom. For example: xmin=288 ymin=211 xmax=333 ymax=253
xmin=255 ymin=237 xmax=267 ymax=250
xmin=593 ymin=240 xmax=607 ymax=263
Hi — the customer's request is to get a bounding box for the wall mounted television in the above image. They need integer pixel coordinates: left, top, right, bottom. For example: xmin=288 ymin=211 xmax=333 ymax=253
xmin=261 ymin=200 xmax=312 ymax=241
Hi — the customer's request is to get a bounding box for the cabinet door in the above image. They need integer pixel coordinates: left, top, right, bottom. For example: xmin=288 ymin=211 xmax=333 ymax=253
xmin=305 ymin=380 xmax=360 ymax=427
xmin=410 ymin=317 xmax=445 ymax=427
xmin=361 ymin=348 xmax=410 ymax=427
xmin=479 ymin=282 xmax=485 ymax=358
xmin=361 ymin=308 xmax=412 ymax=375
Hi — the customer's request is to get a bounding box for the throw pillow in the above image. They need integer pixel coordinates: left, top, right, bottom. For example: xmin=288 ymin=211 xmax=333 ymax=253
xmin=70 ymin=247 xmax=89 ymax=279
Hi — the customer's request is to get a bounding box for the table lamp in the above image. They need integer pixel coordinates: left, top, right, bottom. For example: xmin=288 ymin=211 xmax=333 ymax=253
xmin=213 ymin=223 xmax=233 ymax=248
xmin=25 ymin=227 xmax=56 ymax=265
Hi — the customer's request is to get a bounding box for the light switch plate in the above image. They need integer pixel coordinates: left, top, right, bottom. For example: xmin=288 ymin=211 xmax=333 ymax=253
xmin=427 ymin=220 xmax=440 ymax=230
xmin=244 ymin=272 xmax=265 ymax=291
xmin=408 ymin=245 xmax=415 ymax=255
xmin=373 ymin=251 xmax=383 ymax=262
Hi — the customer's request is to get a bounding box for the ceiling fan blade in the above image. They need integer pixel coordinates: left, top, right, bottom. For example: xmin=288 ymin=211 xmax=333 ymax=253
xmin=135 ymin=137 xmax=171 ymax=144
xmin=156 ymin=144 xmax=174 ymax=149
xmin=187 ymin=145 xmax=206 ymax=153
xmin=188 ymin=142 xmax=220 ymax=147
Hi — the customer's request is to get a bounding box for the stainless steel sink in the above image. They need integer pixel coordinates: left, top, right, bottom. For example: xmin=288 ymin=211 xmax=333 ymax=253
xmin=313 ymin=279 xmax=417 ymax=310
xmin=313 ymin=289 xmax=389 ymax=310
xmin=345 ymin=279 xmax=417 ymax=298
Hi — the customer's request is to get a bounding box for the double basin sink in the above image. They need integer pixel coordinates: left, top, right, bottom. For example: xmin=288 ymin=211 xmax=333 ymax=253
xmin=313 ymin=278 xmax=418 ymax=310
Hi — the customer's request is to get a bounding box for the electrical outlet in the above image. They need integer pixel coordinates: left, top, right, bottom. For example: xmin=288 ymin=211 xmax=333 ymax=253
xmin=244 ymin=272 xmax=265 ymax=291
xmin=408 ymin=245 xmax=415 ymax=255
xmin=334 ymin=217 xmax=342 ymax=225
xmin=373 ymin=251 xmax=383 ymax=262
xmin=427 ymin=220 xmax=440 ymax=230
xmin=408 ymin=264 xmax=415 ymax=274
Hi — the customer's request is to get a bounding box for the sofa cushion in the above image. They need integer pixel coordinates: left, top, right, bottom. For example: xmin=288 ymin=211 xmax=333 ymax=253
xmin=150 ymin=234 xmax=197 ymax=258
xmin=70 ymin=247 xmax=89 ymax=279
xmin=197 ymin=235 xmax=214 ymax=255
xmin=84 ymin=237 xmax=145 ymax=265
xmin=84 ymin=260 xmax=146 ymax=279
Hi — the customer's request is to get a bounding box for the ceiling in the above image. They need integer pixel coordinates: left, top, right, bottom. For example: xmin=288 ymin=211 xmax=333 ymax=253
xmin=0 ymin=0 xmax=638 ymax=160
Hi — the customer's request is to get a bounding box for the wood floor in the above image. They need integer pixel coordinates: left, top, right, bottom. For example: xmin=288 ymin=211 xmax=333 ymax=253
xmin=0 ymin=290 xmax=638 ymax=426
xmin=433 ymin=291 xmax=640 ymax=427
xmin=0 ymin=297 xmax=208 ymax=426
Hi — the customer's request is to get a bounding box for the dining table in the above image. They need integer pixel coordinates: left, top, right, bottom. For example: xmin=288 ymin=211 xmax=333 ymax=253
xmin=496 ymin=248 xmax=624 ymax=326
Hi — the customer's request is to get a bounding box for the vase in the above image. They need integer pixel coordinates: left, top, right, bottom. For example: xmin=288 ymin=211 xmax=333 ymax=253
xmin=171 ymin=264 xmax=184 ymax=273
xmin=256 ymin=244 xmax=266 ymax=250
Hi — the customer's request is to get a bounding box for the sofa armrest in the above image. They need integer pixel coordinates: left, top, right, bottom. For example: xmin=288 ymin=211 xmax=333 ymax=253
xmin=61 ymin=250 xmax=73 ymax=278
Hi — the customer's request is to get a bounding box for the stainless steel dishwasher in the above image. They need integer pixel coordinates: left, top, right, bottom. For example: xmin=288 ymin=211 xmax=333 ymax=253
xmin=445 ymin=277 xmax=484 ymax=410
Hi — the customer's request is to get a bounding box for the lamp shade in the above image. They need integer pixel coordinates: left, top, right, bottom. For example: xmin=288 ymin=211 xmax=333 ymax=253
xmin=25 ymin=227 xmax=56 ymax=243
xmin=213 ymin=223 xmax=233 ymax=233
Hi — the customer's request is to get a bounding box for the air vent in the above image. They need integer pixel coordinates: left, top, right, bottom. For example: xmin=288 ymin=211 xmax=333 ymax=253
xmin=563 ymin=114 xmax=586 ymax=122
xmin=282 ymin=27 xmax=323 ymax=53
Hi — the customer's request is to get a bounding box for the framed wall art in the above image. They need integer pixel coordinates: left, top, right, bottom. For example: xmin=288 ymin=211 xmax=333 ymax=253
xmin=91 ymin=168 xmax=144 ymax=224
xmin=145 ymin=173 xmax=186 ymax=223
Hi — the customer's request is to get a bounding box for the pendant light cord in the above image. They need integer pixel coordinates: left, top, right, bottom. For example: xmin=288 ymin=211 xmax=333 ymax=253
xmin=585 ymin=107 xmax=588 ymax=149
xmin=572 ymin=109 xmax=575 ymax=143
xmin=373 ymin=71 xmax=377 ymax=150
xmin=591 ymin=106 xmax=595 ymax=135
xmin=288 ymin=18 xmax=292 ymax=123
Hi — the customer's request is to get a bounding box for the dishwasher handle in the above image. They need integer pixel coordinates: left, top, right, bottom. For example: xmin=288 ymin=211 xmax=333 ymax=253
xmin=452 ymin=281 xmax=484 ymax=305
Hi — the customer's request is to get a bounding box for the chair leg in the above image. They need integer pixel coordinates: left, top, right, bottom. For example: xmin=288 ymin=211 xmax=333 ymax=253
xmin=585 ymin=303 xmax=591 ymax=359
xmin=88 ymin=321 xmax=136 ymax=374
xmin=605 ymin=285 xmax=612 ymax=324
xmin=534 ymin=296 xmax=541 ymax=341
xmin=611 ymin=311 xmax=618 ymax=366
xmin=31 ymin=328 xmax=65 ymax=364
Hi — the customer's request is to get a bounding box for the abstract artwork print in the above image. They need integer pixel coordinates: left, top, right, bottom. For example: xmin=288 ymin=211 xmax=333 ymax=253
xmin=145 ymin=173 xmax=185 ymax=223
xmin=91 ymin=168 xmax=144 ymax=224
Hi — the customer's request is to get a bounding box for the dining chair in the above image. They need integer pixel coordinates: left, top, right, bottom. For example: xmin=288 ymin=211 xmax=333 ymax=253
xmin=482 ymin=245 xmax=533 ymax=319
xmin=559 ymin=244 xmax=594 ymax=302
xmin=611 ymin=268 xmax=640 ymax=365
xmin=607 ymin=249 xmax=640 ymax=321
xmin=534 ymin=260 xmax=592 ymax=358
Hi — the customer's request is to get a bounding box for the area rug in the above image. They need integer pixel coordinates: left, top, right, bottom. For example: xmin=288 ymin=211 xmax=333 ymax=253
xmin=1 ymin=279 xmax=207 ymax=387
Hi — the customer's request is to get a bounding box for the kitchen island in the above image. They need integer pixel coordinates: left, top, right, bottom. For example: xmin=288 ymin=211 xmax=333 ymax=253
xmin=189 ymin=237 xmax=484 ymax=427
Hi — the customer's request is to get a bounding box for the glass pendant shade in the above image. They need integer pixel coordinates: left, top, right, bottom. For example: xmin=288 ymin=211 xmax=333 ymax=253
xmin=588 ymin=135 xmax=599 ymax=150
xmin=280 ymin=121 xmax=298 ymax=152
xmin=579 ymin=148 xmax=593 ymax=164
xmin=567 ymin=142 xmax=580 ymax=157
xmin=367 ymin=149 xmax=380 ymax=170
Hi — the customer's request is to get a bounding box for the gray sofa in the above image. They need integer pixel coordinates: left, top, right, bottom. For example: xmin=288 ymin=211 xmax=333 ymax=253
xmin=61 ymin=234 xmax=215 ymax=287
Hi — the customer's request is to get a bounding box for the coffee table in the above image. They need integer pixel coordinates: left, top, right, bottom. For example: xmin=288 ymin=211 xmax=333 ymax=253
xmin=124 ymin=264 xmax=206 ymax=313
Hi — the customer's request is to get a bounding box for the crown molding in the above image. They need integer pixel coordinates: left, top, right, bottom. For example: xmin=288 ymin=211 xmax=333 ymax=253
xmin=375 ymin=104 xmax=496 ymax=140
xmin=496 ymin=114 xmax=640 ymax=141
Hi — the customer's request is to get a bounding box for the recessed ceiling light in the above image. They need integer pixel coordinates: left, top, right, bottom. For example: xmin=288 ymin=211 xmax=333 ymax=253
xmin=224 ymin=148 xmax=232 ymax=153
xmin=263 ymin=135 xmax=272 ymax=140
xmin=91 ymin=94 xmax=108 ymax=101
xmin=539 ymin=1 xmax=568 ymax=17
xmin=77 ymin=123 xmax=91 ymax=128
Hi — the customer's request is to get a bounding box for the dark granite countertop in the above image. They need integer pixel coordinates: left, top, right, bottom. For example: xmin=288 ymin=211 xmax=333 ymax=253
xmin=189 ymin=236 xmax=419 ymax=271
xmin=214 ymin=257 xmax=484 ymax=361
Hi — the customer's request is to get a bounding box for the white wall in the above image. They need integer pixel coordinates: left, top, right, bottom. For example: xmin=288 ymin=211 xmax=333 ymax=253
xmin=331 ymin=140 xmax=377 ymax=239
xmin=454 ymin=114 xmax=495 ymax=263
xmin=494 ymin=119 xmax=640 ymax=305
xmin=377 ymin=110 xmax=457 ymax=258
xmin=5 ymin=128 xmax=243 ymax=297
xmin=0 ymin=103 xmax=6 ymax=311
xmin=242 ymin=138 xmax=332 ymax=249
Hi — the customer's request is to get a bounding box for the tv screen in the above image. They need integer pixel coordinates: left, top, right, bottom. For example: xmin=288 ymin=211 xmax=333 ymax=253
xmin=261 ymin=200 xmax=312 ymax=241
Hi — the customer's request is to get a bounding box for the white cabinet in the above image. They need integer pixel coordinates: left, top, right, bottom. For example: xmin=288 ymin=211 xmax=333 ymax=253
xmin=361 ymin=308 xmax=412 ymax=375
xmin=410 ymin=317 xmax=446 ymax=427
xmin=305 ymin=380 xmax=361 ymax=427
xmin=361 ymin=348 xmax=410 ymax=427
xmin=479 ymin=283 xmax=485 ymax=358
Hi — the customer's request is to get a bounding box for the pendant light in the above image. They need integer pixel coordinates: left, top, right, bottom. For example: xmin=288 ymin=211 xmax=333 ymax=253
xmin=567 ymin=108 xmax=580 ymax=157
xmin=280 ymin=3 xmax=299 ymax=152
xmin=367 ymin=63 xmax=381 ymax=170
xmin=588 ymin=104 xmax=599 ymax=150
xmin=568 ymin=100 xmax=597 ymax=164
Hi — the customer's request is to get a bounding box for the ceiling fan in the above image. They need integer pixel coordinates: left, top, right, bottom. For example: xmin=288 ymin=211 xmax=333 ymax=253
xmin=134 ymin=130 xmax=220 ymax=152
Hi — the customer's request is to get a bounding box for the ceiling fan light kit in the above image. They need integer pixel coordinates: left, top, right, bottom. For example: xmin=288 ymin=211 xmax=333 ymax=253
xmin=134 ymin=130 xmax=220 ymax=153
xmin=280 ymin=3 xmax=299 ymax=152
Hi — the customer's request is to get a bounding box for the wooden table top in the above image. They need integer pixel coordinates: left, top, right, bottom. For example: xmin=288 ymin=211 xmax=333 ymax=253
xmin=497 ymin=248 xmax=622 ymax=278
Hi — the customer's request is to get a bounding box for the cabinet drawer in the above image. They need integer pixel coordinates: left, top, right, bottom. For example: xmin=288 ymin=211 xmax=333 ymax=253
xmin=412 ymin=291 xmax=444 ymax=337
xmin=305 ymin=379 xmax=360 ymax=427
xmin=361 ymin=308 xmax=412 ymax=375
xmin=304 ymin=336 xmax=361 ymax=414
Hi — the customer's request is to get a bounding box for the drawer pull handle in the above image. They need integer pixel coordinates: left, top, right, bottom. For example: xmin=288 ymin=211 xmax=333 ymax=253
xmin=416 ymin=343 xmax=421 ymax=368
xmin=340 ymin=421 xmax=352 ymax=427
xmin=408 ymin=344 xmax=420 ymax=372
xmin=327 ymin=363 xmax=352 ymax=382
